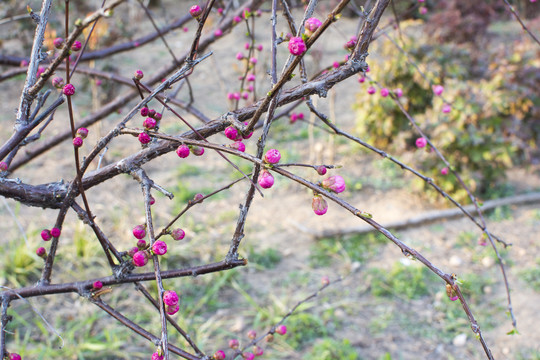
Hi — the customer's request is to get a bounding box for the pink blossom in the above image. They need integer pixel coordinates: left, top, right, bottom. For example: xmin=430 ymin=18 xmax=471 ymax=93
xmin=133 ymin=225 xmax=146 ymax=239
xmin=433 ymin=85 xmax=444 ymax=96
xmin=304 ymin=17 xmax=322 ymax=35
xmin=190 ymin=5 xmax=202 ymax=18
xmin=276 ymin=325 xmax=287 ymax=335
xmin=133 ymin=251 xmax=148 ymax=267
xmin=73 ymin=137 xmax=83 ymax=147
xmin=321 ymin=175 xmax=346 ymax=193
xmin=77 ymin=127 xmax=89 ymax=139
xmin=166 ymin=303 xmax=179 ymax=315
xmin=380 ymin=88 xmax=389 ymax=97
xmin=152 ymin=352 xmax=164 ymax=360
xmin=441 ymin=167 xmax=449 ymax=175
xmin=288 ymin=37 xmax=306 ymax=56
xmin=143 ymin=117 xmax=157 ymax=129
xmin=163 ymin=290 xmax=179 ymax=306
xmin=191 ymin=145 xmax=205 ymax=156
xmin=230 ymin=141 xmax=246 ymax=152
xmin=52 ymin=77 xmax=64 ymax=88
xmin=419 ymin=6 xmax=428 ymax=15
xmin=316 ymin=166 xmax=327 ymax=175
xmin=171 ymin=228 xmax=185 ymax=241
xmin=264 ymin=149 xmax=281 ymax=164
xmin=63 ymin=84 xmax=75 ymax=96
xmin=247 ymin=74 xmax=256 ymax=82
xmin=214 ymin=350 xmax=226 ymax=360
xmin=258 ymin=170 xmax=274 ymax=189
xmin=214 ymin=29 xmax=223 ymax=37
xmin=138 ymin=132 xmax=151 ymax=144
xmin=358 ymin=76 xmax=365 ymax=83
xmin=249 ymin=57 xmax=257 ymax=64
xmin=415 ymin=137 xmax=427 ymax=148
xmin=243 ymin=353 xmax=254 ymax=360
xmin=394 ymin=88 xmax=403 ymax=97
xmin=229 ymin=339 xmax=239 ymax=349
xmin=176 ymin=144 xmax=190 ymax=158
xmin=367 ymin=86 xmax=376 ymax=95
xmin=442 ymin=104 xmax=451 ymax=113
xmin=0 ymin=161 xmax=7 ymax=172
xmin=53 ymin=37 xmax=64 ymax=49
xmin=51 ymin=227 xmax=61 ymax=237
xmin=41 ymin=229 xmax=52 ymax=241
xmin=152 ymin=240 xmax=167 ymax=255
xmin=225 ymin=126 xmax=238 ymax=140
xmin=312 ymin=195 xmax=328 ymax=215
xmin=236 ymin=52 xmax=244 ymax=60
xmin=253 ymin=346 xmax=263 ymax=356
xmin=36 ymin=247 xmax=46 ymax=257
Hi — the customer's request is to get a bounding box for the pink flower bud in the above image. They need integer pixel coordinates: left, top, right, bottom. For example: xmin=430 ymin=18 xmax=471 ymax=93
xmin=149 ymin=196 xmax=155 ymax=205
xmin=148 ymin=109 xmax=156 ymax=118
xmin=163 ymin=290 xmax=179 ymax=306
xmin=51 ymin=227 xmax=61 ymax=237
xmin=127 ymin=246 xmax=138 ymax=258
xmin=257 ymin=44 xmax=263 ymax=51
xmin=316 ymin=166 xmax=327 ymax=175
xmin=321 ymin=175 xmax=346 ymax=193
xmin=367 ymin=86 xmax=376 ymax=95
xmin=152 ymin=240 xmax=167 ymax=256
xmin=419 ymin=6 xmax=428 ymax=15
xmin=52 ymin=77 xmax=64 ymax=88
xmin=242 ymin=92 xmax=249 ymax=100
xmin=450 ymin=295 xmax=458 ymax=301
xmin=433 ymin=85 xmax=444 ymax=96
xmin=225 ymin=126 xmax=238 ymax=140
xmin=333 ymin=61 xmax=340 ymax=69
xmin=217 ymin=8 xmax=223 ymax=14
xmin=134 ymin=70 xmax=144 ymax=80
xmin=76 ymin=127 xmax=89 ymax=139
xmin=258 ymin=170 xmax=274 ymax=189
xmin=190 ymin=5 xmax=203 ymax=18
xmin=264 ymin=149 xmax=281 ymax=164
xmin=0 ymin=161 xmax=7 ymax=171
xmin=321 ymin=275 xmax=330 ymax=285
xmin=153 ymin=112 xmax=162 ymax=121
xmin=394 ymin=88 xmax=403 ymax=97
xmin=133 ymin=251 xmax=148 ymax=267
xmin=36 ymin=247 xmax=47 ymax=258
xmin=236 ymin=52 xmax=244 ymax=60
xmin=166 ymin=303 xmax=180 ymax=315
xmin=441 ymin=167 xmax=449 ymax=175
xmin=213 ymin=350 xmax=226 ymax=360
xmin=288 ymin=37 xmax=306 ymax=56
xmin=415 ymin=137 xmax=427 ymax=148
xmin=243 ymin=353 xmax=254 ymax=360
xmin=20 ymin=59 xmax=29 ymax=67
xmin=242 ymin=122 xmax=253 ymax=139
xmin=233 ymin=92 xmax=241 ymax=100
xmin=245 ymin=42 xmax=250 ymax=50
xmin=290 ymin=113 xmax=298 ymax=123
xmin=171 ymin=228 xmax=185 ymax=241
xmin=193 ymin=193 xmax=204 ymax=202
xmin=442 ymin=104 xmax=451 ymax=113
xmin=63 ymin=84 xmax=75 ymax=96
xmin=312 ymin=195 xmax=328 ymax=215
xmin=358 ymin=76 xmax=365 ymax=83
xmin=304 ymin=17 xmax=322 ymax=36
xmin=233 ymin=15 xmax=242 ymax=24
xmin=140 ymin=107 xmax=149 ymax=116
xmin=9 ymin=353 xmax=21 ymax=360
xmin=176 ymin=144 xmax=190 ymax=158
xmin=138 ymin=132 xmax=151 ymax=144
xmin=229 ymin=339 xmax=239 ymax=349
xmin=344 ymin=36 xmax=357 ymax=50
xmin=137 ymin=239 xmax=147 ymax=249
xmin=41 ymin=229 xmax=52 ymax=241
xmin=73 ymin=137 xmax=83 ymax=147
xmin=53 ymin=37 xmax=64 ymax=49
xmin=133 ymin=225 xmax=146 ymax=239
xmin=152 ymin=352 xmax=164 ymax=360
xmin=247 ymin=330 xmax=257 ymax=339
xmin=246 ymin=74 xmax=256 ymax=82
xmin=143 ymin=117 xmax=157 ymax=130
xmin=249 ymin=57 xmax=257 ymax=64
xmin=230 ymin=141 xmax=246 ymax=152
xmin=253 ymin=346 xmax=263 ymax=356
xmin=93 ymin=281 xmax=103 ymax=290
xmin=191 ymin=146 xmax=205 ymax=156
xmin=214 ymin=29 xmax=223 ymax=37
xmin=71 ymin=40 xmax=82 ymax=52
xmin=380 ymin=88 xmax=389 ymax=97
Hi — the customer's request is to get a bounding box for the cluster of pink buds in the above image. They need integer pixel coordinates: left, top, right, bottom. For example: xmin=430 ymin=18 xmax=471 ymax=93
xmin=72 ymin=127 xmax=88 ymax=148
xmin=41 ymin=227 xmax=61 ymax=241
xmin=138 ymin=99 xmax=163 ymax=144
xmin=289 ymin=112 xmax=304 ymax=124
xmin=163 ymin=289 xmax=180 ymax=315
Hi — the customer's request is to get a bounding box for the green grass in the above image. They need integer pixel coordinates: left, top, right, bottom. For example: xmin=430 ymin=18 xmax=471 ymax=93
xmin=520 ymin=260 xmax=540 ymax=292
xmin=309 ymin=233 xmax=386 ymax=267
xmin=248 ymin=247 xmax=283 ymax=270
xmin=303 ymin=338 xmax=361 ymax=360
xmin=368 ymin=262 xmax=439 ymax=300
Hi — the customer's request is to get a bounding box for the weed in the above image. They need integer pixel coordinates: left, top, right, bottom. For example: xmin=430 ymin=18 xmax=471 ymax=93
xmin=303 ymin=338 xmax=360 ymax=360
